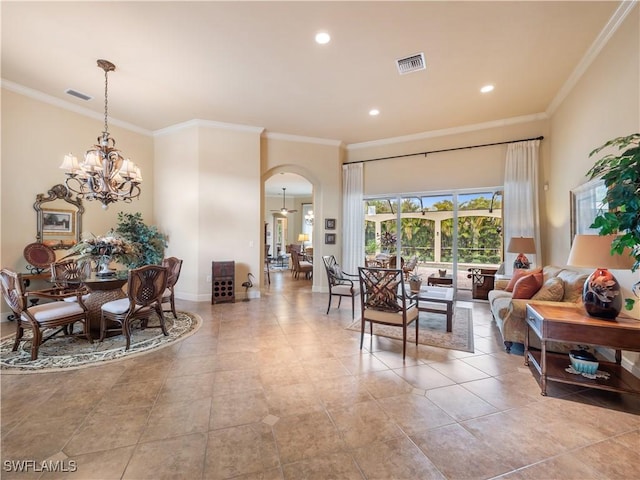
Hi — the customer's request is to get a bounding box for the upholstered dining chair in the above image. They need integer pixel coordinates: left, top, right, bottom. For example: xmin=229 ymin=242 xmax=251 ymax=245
xmin=322 ymin=255 xmax=359 ymax=319
xmin=1 ymin=268 xmax=92 ymax=360
xmin=358 ymin=266 xmax=419 ymax=360
xmin=402 ymin=255 xmax=418 ymax=280
xmin=100 ymin=265 xmax=168 ymax=350
xmin=161 ymin=257 xmax=183 ymax=318
xmin=291 ymin=250 xmax=313 ymax=279
xmin=50 ymin=258 xmax=92 ymax=302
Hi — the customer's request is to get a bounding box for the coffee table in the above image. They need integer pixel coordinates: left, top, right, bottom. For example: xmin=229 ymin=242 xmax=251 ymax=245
xmin=427 ymin=274 xmax=453 ymax=286
xmin=413 ymin=285 xmax=455 ymax=332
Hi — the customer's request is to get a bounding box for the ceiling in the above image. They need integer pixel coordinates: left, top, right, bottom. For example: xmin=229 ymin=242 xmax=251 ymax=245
xmin=2 ymin=1 xmax=624 ymax=198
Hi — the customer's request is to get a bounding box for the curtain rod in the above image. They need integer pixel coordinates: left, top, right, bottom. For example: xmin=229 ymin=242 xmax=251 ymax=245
xmin=349 ymin=135 xmax=544 ymax=165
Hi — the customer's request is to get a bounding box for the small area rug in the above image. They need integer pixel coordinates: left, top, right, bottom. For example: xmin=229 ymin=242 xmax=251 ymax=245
xmin=346 ymin=307 xmax=474 ymax=353
xmin=0 ymin=311 xmax=201 ymax=373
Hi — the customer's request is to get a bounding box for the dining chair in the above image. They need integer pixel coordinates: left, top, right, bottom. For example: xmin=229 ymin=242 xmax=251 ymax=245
xmin=358 ymin=266 xmax=419 ymax=359
xmin=402 ymin=255 xmax=418 ymax=279
xmin=322 ymin=255 xmax=359 ymax=319
xmin=291 ymin=250 xmax=313 ymax=279
xmin=100 ymin=265 xmax=168 ymax=350
xmin=161 ymin=257 xmax=183 ymax=318
xmin=50 ymin=258 xmax=92 ymax=302
xmin=1 ymin=268 xmax=92 ymax=360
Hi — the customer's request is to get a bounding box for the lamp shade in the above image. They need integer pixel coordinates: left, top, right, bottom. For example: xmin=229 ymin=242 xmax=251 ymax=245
xmin=506 ymin=237 xmax=536 ymax=254
xmin=567 ymin=235 xmax=634 ymax=319
xmin=298 ymin=234 xmax=309 ymax=242
xmin=567 ymin=235 xmax=634 ymax=269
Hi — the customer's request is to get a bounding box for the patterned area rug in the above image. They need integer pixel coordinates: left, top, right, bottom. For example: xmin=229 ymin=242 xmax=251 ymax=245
xmin=0 ymin=311 xmax=201 ymax=373
xmin=346 ymin=307 xmax=474 ymax=353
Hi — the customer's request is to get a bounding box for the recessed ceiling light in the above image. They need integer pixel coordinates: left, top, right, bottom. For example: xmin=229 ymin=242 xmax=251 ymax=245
xmin=369 ymin=109 xmax=380 ymax=116
xmin=315 ymin=32 xmax=330 ymax=44
xmin=480 ymin=84 xmax=495 ymax=93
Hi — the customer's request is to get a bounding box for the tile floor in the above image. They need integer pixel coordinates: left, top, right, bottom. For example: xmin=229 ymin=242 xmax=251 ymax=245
xmin=1 ymin=271 xmax=639 ymax=479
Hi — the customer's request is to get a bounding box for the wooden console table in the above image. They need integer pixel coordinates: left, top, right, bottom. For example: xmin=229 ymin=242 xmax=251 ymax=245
xmin=525 ymin=304 xmax=640 ymax=396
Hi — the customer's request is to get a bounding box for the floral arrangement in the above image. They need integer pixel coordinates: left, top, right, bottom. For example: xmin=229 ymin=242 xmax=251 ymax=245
xmin=65 ymin=232 xmax=140 ymax=267
xmin=379 ymin=231 xmax=397 ymax=249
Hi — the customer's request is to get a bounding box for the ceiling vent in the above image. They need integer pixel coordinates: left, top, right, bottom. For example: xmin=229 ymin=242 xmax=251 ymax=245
xmin=65 ymin=88 xmax=92 ymax=101
xmin=396 ymin=53 xmax=426 ymax=75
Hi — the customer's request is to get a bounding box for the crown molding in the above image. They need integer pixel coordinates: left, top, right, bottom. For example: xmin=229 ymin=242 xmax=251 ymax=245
xmin=264 ymin=131 xmax=343 ymax=147
xmin=154 ymin=119 xmax=264 ymax=137
xmin=1 ymin=79 xmax=153 ymax=136
xmin=546 ymin=1 xmax=637 ymax=116
xmin=346 ymin=113 xmax=548 ymax=150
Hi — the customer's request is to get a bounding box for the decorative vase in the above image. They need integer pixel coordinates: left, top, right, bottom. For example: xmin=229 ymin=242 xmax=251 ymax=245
xmin=583 ymin=268 xmax=622 ymax=319
xmin=96 ymin=256 xmax=115 ymax=277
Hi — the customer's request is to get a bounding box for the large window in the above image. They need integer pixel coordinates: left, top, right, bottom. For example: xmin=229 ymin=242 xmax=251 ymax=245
xmin=364 ymin=189 xmax=502 ymax=294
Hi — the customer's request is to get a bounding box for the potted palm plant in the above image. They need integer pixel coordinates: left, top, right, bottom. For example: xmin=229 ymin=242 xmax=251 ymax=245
xmin=586 ymin=133 xmax=640 ymax=310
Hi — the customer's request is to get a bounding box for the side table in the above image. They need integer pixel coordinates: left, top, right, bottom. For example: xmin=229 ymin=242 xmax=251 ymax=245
xmin=525 ymin=303 xmax=640 ymax=396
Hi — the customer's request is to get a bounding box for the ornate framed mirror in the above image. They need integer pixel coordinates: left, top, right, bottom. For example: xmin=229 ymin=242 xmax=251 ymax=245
xmin=34 ymin=184 xmax=84 ymax=250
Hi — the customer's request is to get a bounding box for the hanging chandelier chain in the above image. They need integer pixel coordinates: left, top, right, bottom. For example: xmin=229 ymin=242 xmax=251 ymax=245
xmin=103 ymin=66 xmax=109 ymax=135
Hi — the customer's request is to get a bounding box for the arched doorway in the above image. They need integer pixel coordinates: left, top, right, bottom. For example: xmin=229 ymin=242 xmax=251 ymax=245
xmin=264 ymin=172 xmax=314 ymax=290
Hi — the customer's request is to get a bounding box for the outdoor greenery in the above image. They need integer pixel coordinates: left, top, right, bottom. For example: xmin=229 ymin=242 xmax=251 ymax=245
xmin=115 ymin=212 xmax=168 ymax=268
xmin=365 ymin=195 xmax=502 ymax=264
xmin=586 ymin=133 xmax=640 ymax=310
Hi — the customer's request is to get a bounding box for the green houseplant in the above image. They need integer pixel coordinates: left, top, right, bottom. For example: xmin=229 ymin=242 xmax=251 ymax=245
xmin=115 ymin=212 xmax=168 ymax=268
xmin=586 ymin=133 xmax=640 ymax=310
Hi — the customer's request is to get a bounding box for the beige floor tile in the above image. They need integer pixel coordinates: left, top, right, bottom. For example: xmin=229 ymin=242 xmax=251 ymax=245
xmin=155 ymin=371 xmax=215 ymax=405
xmin=392 ymin=363 xmax=457 ymax=390
xmin=259 ymin=362 xmax=310 ymax=387
xmin=124 ymin=433 xmax=207 ymax=480
xmin=358 ymin=369 xmax=414 ymax=399
xmin=461 ymin=376 xmax=540 ymax=410
xmin=140 ymin=396 xmax=211 ymax=442
xmin=41 ymin=446 xmax=135 ymax=480
xmin=377 ymin=393 xmax=456 ymax=435
xmin=264 ymin=382 xmax=324 ymax=418
xmin=338 ymin=352 xmax=390 ymax=375
xmin=328 ymin=399 xmax=404 ymax=449
xmin=311 ymin=375 xmax=374 ymax=410
xmin=425 ymin=384 xmax=498 ymax=421
xmin=301 ymin=357 xmax=352 ymax=380
xmin=411 ymin=423 xmax=514 ymax=478
xmin=273 ymin=411 xmax=346 ymax=464
xmin=352 ymin=435 xmax=445 ymax=480
xmin=205 ymin=423 xmax=279 ymax=479
xmin=210 ymin=390 xmax=270 ymax=430
xmin=429 ymin=358 xmax=491 ymax=383
xmin=281 ymin=451 xmax=364 ymax=480
xmin=213 ymin=368 xmax=262 ymax=396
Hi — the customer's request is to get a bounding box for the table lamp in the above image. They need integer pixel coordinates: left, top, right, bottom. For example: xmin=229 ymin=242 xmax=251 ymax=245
xmin=507 ymin=237 xmax=536 ymax=269
xmin=567 ymin=234 xmax=634 ymax=319
xmin=298 ymin=233 xmax=309 ymax=252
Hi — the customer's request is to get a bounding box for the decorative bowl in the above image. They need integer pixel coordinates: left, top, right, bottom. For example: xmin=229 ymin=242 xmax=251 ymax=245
xmin=569 ymin=349 xmax=599 ymax=375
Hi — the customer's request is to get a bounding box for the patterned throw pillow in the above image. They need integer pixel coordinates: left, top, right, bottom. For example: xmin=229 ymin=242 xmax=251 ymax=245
xmin=367 ymin=281 xmax=401 ymax=312
xmin=511 ymin=272 xmax=543 ymax=299
xmin=531 ymin=277 xmax=565 ymax=301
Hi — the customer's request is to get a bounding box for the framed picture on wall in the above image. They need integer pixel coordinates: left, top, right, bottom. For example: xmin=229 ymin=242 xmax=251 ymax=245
xmin=570 ymin=178 xmax=607 ymax=244
xmin=325 ymin=233 xmax=336 ymax=245
xmin=325 ymin=218 xmax=336 ymax=230
xmin=42 ymin=208 xmax=74 ymax=236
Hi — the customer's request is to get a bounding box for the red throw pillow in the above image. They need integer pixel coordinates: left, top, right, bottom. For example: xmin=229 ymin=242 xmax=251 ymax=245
xmin=511 ymin=272 xmax=543 ymax=299
xmin=505 ymin=268 xmax=541 ymax=292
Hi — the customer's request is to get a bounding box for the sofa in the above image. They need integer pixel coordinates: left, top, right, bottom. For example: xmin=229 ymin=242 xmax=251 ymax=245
xmin=488 ymin=265 xmax=588 ymax=352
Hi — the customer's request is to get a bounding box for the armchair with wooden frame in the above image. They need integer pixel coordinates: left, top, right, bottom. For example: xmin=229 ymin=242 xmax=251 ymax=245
xmin=1 ymin=268 xmax=92 ymax=360
xmin=161 ymin=257 xmax=183 ymax=318
xmin=50 ymin=258 xmax=92 ymax=302
xmin=322 ymin=255 xmax=359 ymax=319
xmin=100 ymin=265 xmax=168 ymax=350
xmin=358 ymin=267 xmax=419 ymax=359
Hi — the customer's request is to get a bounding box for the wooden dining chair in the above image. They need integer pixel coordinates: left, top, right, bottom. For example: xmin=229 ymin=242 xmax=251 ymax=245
xmin=161 ymin=257 xmax=183 ymax=318
xmin=100 ymin=265 xmax=168 ymax=350
xmin=1 ymin=268 xmax=92 ymax=360
xmin=322 ymin=255 xmax=359 ymax=319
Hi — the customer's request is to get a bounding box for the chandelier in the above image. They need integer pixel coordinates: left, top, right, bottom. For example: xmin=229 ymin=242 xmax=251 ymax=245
xmin=59 ymin=59 xmax=142 ymax=209
xmin=305 ymin=210 xmax=314 ymax=226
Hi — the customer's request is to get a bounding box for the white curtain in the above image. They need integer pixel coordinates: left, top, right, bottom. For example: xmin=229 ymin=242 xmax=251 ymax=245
xmin=342 ymin=163 xmax=364 ymax=275
xmin=503 ymin=139 xmax=541 ymax=273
